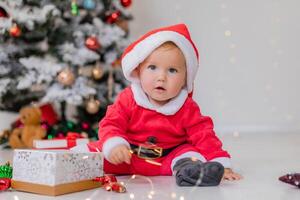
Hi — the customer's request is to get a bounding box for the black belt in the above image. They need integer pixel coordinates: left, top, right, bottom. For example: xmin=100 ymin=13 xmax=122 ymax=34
xmin=130 ymin=143 xmax=181 ymax=159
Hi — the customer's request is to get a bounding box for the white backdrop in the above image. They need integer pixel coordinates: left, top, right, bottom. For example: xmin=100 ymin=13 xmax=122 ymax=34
xmin=128 ymin=0 xmax=300 ymax=134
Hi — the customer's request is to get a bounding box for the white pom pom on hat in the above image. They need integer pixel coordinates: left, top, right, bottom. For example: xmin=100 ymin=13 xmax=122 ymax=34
xmin=121 ymin=23 xmax=199 ymax=93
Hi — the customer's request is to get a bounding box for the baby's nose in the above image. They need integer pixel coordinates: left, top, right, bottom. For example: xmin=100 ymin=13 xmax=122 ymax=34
xmin=157 ymin=71 xmax=166 ymax=81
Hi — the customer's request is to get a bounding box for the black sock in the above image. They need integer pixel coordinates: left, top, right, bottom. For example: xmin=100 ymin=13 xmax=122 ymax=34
xmin=173 ymin=158 xmax=224 ymax=187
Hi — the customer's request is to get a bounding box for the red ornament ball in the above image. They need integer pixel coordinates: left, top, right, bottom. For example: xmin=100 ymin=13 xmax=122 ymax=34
xmin=81 ymin=122 xmax=90 ymax=130
xmin=10 ymin=24 xmax=21 ymax=37
xmin=120 ymin=0 xmax=132 ymax=8
xmin=56 ymin=133 xmax=65 ymax=139
xmin=0 ymin=7 xmax=9 ymax=18
xmin=85 ymin=36 xmax=100 ymax=51
xmin=106 ymin=11 xmax=121 ymax=24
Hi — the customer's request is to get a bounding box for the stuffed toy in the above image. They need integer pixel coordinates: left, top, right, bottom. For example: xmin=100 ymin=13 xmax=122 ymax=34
xmin=9 ymin=106 xmax=46 ymax=149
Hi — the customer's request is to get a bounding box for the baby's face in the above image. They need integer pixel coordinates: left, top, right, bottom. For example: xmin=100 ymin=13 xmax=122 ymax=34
xmin=137 ymin=44 xmax=186 ymax=106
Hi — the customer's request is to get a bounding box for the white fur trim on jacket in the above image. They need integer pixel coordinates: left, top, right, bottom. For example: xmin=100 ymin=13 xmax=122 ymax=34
xmin=171 ymin=151 xmax=207 ymax=174
xmin=122 ymin=31 xmax=199 ymax=93
xmin=102 ymin=136 xmax=130 ymax=162
xmin=210 ymin=157 xmax=232 ymax=168
xmin=131 ymin=83 xmax=188 ymax=115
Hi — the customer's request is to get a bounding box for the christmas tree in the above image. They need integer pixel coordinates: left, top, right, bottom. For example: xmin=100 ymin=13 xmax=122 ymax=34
xmin=0 ymin=0 xmax=133 ymax=139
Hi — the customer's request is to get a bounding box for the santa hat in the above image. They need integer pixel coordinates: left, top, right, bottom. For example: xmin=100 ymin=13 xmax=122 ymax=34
xmin=121 ymin=24 xmax=199 ymax=93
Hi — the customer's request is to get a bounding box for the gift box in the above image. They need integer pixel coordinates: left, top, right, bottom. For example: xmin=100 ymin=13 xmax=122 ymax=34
xmin=11 ymin=149 xmax=103 ymax=196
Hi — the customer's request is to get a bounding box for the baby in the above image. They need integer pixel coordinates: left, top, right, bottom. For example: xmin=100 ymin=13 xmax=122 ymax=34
xmin=86 ymin=24 xmax=242 ymax=186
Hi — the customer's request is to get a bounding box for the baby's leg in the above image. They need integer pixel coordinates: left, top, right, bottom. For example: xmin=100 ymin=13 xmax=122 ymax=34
xmin=173 ymin=156 xmax=224 ymax=186
xmin=162 ymin=145 xmax=224 ymax=186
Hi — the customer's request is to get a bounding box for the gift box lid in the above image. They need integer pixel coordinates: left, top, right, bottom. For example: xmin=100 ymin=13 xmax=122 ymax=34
xmin=33 ymin=138 xmax=89 ymax=149
xmin=12 ymin=149 xmax=103 ymax=186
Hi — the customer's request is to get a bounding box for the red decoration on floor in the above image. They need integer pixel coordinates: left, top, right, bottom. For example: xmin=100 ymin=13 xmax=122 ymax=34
xmin=93 ymin=175 xmax=126 ymax=193
xmin=279 ymin=173 xmax=300 ymax=188
xmin=93 ymin=175 xmax=117 ymax=184
xmin=0 ymin=178 xmax=11 ymax=191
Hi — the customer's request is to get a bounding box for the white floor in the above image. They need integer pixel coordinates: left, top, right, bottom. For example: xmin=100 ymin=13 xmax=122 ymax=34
xmin=0 ymin=132 xmax=299 ymax=200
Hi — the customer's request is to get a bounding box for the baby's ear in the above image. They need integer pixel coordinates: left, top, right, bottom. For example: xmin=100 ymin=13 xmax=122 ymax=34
xmin=131 ymin=66 xmax=140 ymax=78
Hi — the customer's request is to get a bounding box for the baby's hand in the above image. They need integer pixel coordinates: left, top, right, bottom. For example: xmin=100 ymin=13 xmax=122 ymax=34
xmin=108 ymin=144 xmax=132 ymax=165
xmin=222 ymin=168 xmax=243 ymax=181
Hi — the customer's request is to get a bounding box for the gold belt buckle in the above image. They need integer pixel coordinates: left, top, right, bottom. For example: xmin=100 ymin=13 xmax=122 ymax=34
xmin=137 ymin=144 xmax=163 ymax=159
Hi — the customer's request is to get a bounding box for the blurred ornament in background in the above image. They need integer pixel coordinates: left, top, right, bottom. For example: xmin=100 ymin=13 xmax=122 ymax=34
xmin=85 ymin=36 xmax=101 ymax=51
xmin=115 ymin=19 xmax=129 ymax=33
xmin=0 ymin=6 xmax=9 ymax=18
xmin=57 ymin=68 xmax=75 ymax=86
xmin=106 ymin=11 xmax=121 ymax=24
xmin=92 ymin=63 xmax=104 ymax=80
xmin=10 ymin=24 xmax=21 ymax=37
xmin=71 ymin=0 xmax=79 ymax=15
xmin=83 ymin=0 xmax=96 ymax=10
xmin=81 ymin=122 xmax=90 ymax=130
xmin=86 ymin=98 xmax=100 ymax=114
xmin=120 ymin=0 xmax=132 ymax=8
xmin=112 ymin=58 xmax=121 ymax=68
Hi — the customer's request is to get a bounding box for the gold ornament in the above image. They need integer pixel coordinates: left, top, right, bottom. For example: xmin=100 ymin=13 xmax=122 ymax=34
xmin=57 ymin=68 xmax=75 ymax=86
xmin=92 ymin=64 xmax=104 ymax=80
xmin=86 ymin=98 xmax=101 ymax=114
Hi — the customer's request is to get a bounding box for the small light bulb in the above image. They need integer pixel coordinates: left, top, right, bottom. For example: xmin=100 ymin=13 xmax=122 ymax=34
xmin=171 ymin=192 xmax=177 ymax=198
xmin=150 ymin=190 xmax=155 ymax=195
xmin=225 ymin=30 xmax=232 ymax=37
xmin=129 ymin=193 xmax=135 ymax=199
xmin=233 ymin=131 xmax=239 ymax=137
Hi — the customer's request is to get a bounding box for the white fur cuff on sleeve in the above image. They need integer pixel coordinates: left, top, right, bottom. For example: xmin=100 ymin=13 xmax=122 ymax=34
xmin=210 ymin=157 xmax=232 ymax=168
xmin=102 ymin=136 xmax=130 ymax=161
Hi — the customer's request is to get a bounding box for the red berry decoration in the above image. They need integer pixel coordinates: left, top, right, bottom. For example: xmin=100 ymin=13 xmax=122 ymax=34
xmin=111 ymin=182 xmax=126 ymax=193
xmin=0 ymin=178 xmax=11 ymax=191
xmin=93 ymin=175 xmax=126 ymax=193
xmin=279 ymin=173 xmax=300 ymax=188
xmin=106 ymin=11 xmax=121 ymax=24
xmin=0 ymin=6 xmax=9 ymax=18
xmin=120 ymin=0 xmax=132 ymax=8
xmin=85 ymin=36 xmax=100 ymax=51
xmin=10 ymin=24 xmax=21 ymax=37
xmin=93 ymin=175 xmax=117 ymax=184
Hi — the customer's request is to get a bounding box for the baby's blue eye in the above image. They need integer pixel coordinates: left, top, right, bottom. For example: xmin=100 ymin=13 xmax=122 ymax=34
xmin=169 ymin=68 xmax=178 ymax=73
xmin=148 ymin=65 xmax=156 ymax=70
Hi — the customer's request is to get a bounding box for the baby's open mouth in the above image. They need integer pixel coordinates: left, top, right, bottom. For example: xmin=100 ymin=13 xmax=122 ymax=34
xmin=155 ymin=86 xmax=165 ymax=90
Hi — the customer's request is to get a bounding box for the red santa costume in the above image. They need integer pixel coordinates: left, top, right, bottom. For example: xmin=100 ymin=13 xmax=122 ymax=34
xmin=76 ymin=24 xmax=231 ymax=175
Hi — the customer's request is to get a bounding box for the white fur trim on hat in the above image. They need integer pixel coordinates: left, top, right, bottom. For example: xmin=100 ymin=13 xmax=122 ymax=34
xmin=122 ymin=31 xmax=199 ymax=93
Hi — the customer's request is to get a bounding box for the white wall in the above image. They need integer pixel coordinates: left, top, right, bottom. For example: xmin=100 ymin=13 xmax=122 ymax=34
xmin=128 ymin=0 xmax=300 ymax=133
